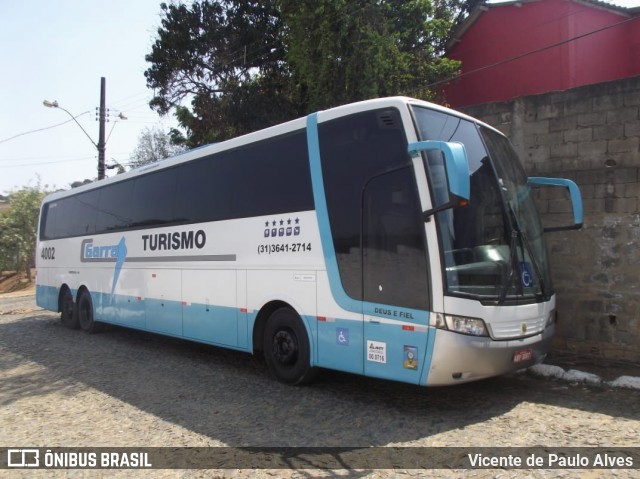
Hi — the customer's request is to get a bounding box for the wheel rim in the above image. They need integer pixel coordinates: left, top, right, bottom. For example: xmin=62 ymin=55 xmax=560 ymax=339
xmin=272 ymin=328 xmax=298 ymax=365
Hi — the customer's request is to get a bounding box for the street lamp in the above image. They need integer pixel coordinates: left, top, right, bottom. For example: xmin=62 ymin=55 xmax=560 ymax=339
xmin=42 ymin=100 xmax=98 ymax=150
xmin=43 ymin=77 xmax=126 ymax=180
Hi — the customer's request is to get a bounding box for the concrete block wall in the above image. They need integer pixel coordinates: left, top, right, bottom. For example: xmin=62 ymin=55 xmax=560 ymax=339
xmin=461 ymin=76 xmax=640 ymax=361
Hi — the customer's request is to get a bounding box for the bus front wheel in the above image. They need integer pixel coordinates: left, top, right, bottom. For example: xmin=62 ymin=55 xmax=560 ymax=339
xmin=263 ymin=307 xmax=316 ymax=385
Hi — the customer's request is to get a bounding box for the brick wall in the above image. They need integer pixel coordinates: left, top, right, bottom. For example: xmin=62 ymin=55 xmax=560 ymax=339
xmin=461 ymin=75 xmax=640 ymax=361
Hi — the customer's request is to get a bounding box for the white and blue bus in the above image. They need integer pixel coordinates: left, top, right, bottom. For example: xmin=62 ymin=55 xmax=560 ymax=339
xmin=36 ymin=97 xmax=583 ymax=386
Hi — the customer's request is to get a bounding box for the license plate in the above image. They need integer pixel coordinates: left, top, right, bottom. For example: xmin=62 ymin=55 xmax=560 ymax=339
xmin=513 ymin=349 xmax=533 ymax=363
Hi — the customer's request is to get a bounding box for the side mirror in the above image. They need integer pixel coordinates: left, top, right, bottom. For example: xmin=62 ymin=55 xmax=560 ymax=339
xmin=528 ymin=177 xmax=583 ymax=232
xmin=408 ymin=140 xmax=470 ymax=219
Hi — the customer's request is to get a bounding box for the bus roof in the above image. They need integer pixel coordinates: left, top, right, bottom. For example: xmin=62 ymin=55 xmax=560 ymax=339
xmin=42 ymin=96 xmax=503 ymax=203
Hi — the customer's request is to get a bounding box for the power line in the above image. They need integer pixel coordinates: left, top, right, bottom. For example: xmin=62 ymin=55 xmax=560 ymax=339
xmin=0 ymin=148 xmax=133 ymax=168
xmin=0 ymin=112 xmax=91 ymax=145
xmin=0 ymin=156 xmax=95 ymax=168
xmin=113 ymin=109 xmax=161 ymax=120
xmin=107 ymin=90 xmax=149 ymax=108
xmin=105 ymin=120 xmax=119 ymax=145
xmin=109 ymin=95 xmax=155 ymax=112
xmin=0 ymin=153 xmax=93 ymax=163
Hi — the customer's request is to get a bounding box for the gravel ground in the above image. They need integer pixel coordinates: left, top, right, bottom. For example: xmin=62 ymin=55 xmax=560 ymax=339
xmin=1 ymin=292 xmax=638 ymax=478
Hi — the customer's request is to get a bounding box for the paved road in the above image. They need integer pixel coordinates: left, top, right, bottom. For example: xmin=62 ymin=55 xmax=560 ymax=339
xmin=1 ymin=293 xmax=638 ymax=478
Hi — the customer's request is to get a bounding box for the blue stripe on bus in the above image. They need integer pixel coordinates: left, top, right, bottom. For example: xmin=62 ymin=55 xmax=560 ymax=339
xmin=38 ymin=283 xmax=432 ymax=384
xmin=305 ymin=112 xmax=436 ymax=383
xmin=306 ymin=113 xmax=429 ymax=323
xmin=306 ymin=113 xmax=362 ymax=314
xmin=37 ymin=285 xmax=254 ymax=352
xmin=36 ymin=284 xmax=58 ymax=311
xmin=420 ymin=326 xmax=437 ymax=385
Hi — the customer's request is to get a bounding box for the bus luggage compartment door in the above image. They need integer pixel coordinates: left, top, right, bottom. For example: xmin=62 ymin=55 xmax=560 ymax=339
xmin=145 ymin=269 xmax=183 ymax=336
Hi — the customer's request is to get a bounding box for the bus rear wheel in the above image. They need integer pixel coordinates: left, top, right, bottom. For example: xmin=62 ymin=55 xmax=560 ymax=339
xmin=60 ymin=288 xmax=79 ymax=329
xmin=77 ymin=290 xmax=104 ymax=334
xmin=263 ymin=307 xmax=317 ymax=385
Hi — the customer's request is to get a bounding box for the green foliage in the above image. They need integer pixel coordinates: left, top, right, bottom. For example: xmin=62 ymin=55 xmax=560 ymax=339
xmin=0 ymin=186 xmax=47 ymax=276
xmin=146 ymin=0 xmax=297 ymax=147
xmin=281 ymin=0 xmax=461 ymax=111
xmin=145 ymin=0 xmax=476 ymax=146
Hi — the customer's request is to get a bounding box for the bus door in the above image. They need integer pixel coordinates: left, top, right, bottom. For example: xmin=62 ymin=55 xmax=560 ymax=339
xmin=361 ymin=166 xmax=432 ymax=384
xmin=309 ymin=108 xmax=432 ymax=383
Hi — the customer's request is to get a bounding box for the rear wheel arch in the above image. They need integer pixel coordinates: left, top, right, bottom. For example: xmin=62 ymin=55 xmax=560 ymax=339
xmin=252 ymin=300 xmax=316 ymax=357
xmin=252 ymin=300 xmax=289 ymax=356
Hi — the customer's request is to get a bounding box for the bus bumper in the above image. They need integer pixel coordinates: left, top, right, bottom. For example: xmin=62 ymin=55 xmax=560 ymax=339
xmin=424 ymin=324 xmax=554 ymax=386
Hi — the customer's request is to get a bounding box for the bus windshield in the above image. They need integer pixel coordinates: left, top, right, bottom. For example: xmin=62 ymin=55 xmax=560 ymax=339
xmin=412 ymin=106 xmax=553 ymax=302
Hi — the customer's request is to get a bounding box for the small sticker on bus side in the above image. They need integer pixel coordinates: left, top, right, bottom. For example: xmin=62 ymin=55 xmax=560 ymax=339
xmin=263 ymin=217 xmax=302 ymax=239
xmin=336 ymin=328 xmax=349 ymax=346
xmin=367 ymin=340 xmax=387 ymax=363
xmin=518 ymin=261 xmax=534 ymax=288
xmin=403 ymin=346 xmax=418 ymax=370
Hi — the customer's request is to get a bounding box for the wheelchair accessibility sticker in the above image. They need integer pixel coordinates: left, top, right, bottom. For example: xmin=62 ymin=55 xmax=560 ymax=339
xmin=336 ymin=328 xmax=349 ymax=346
xmin=518 ymin=262 xmax=534 ymax=288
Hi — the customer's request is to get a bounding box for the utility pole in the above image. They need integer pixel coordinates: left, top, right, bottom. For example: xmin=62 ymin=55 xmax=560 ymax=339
xmin=44 ymin=76 xmax=127 ymax=181
xmin=97 ymin=77 xmax=106 ymax=180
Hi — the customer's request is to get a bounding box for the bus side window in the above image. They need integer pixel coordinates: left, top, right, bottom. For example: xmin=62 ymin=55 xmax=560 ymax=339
xmin=54 ymin=191 xmax=100 ymax=238
xmin=318 ymin=108 xmax=411 ymax=301
xmin=130 ymin=168 xmax=178 ymax=227
xmin=95 ymin=180 xmax=135 ymax=232
xmin=362 ymin=167 xmax=429 ymax=311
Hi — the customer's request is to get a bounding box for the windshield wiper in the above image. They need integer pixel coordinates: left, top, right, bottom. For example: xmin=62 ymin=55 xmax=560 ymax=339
xmin=498 ymin=229 xmax=519 ymax=305
xmin=497 ymin=203 xmax=547 ymax=304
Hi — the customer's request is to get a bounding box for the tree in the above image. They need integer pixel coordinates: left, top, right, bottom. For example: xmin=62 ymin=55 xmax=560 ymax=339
xmin=145 ymin=1 xmax=297 ymax=148
xmin=70 ymin=179 xmax=93 ymax=188
xmin=129 ymin=126 xmax=186 ymax=168
xmin=0 ymin=186 xmax=46 ymax=276
xmin=281 ymin=0 xmax=461 ymax=112
xmin=145 ymin=0 xmax=475 ymax=146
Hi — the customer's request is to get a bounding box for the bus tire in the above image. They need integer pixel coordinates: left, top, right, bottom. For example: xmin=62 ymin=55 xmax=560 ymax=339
xmin=60 ymin=287 xmax=79 ymax=329
xmin=263 ymin=307 xmax=317 ymax=385
xmin=77 ymin=289 xmax=103 ymax=334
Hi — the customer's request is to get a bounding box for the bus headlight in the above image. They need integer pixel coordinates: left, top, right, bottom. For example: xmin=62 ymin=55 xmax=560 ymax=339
xmin=444 ymin=314 xmax=489 ymax=337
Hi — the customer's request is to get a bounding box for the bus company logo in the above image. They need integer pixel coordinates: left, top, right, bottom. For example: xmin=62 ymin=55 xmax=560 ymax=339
xmin=263 ymin=217 xmax=301 ymax=238
xmin=81 ymin=237 xmax=128 ymax=263
xmin=80 ymin=237 xmax=128 ymax=296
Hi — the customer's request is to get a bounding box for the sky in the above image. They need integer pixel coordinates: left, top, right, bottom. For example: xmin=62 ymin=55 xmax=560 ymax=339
xmin=1 ymin=0 xmax=640 ymax=195
xmin=0 ymin=0 xmax=177 ymax=195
